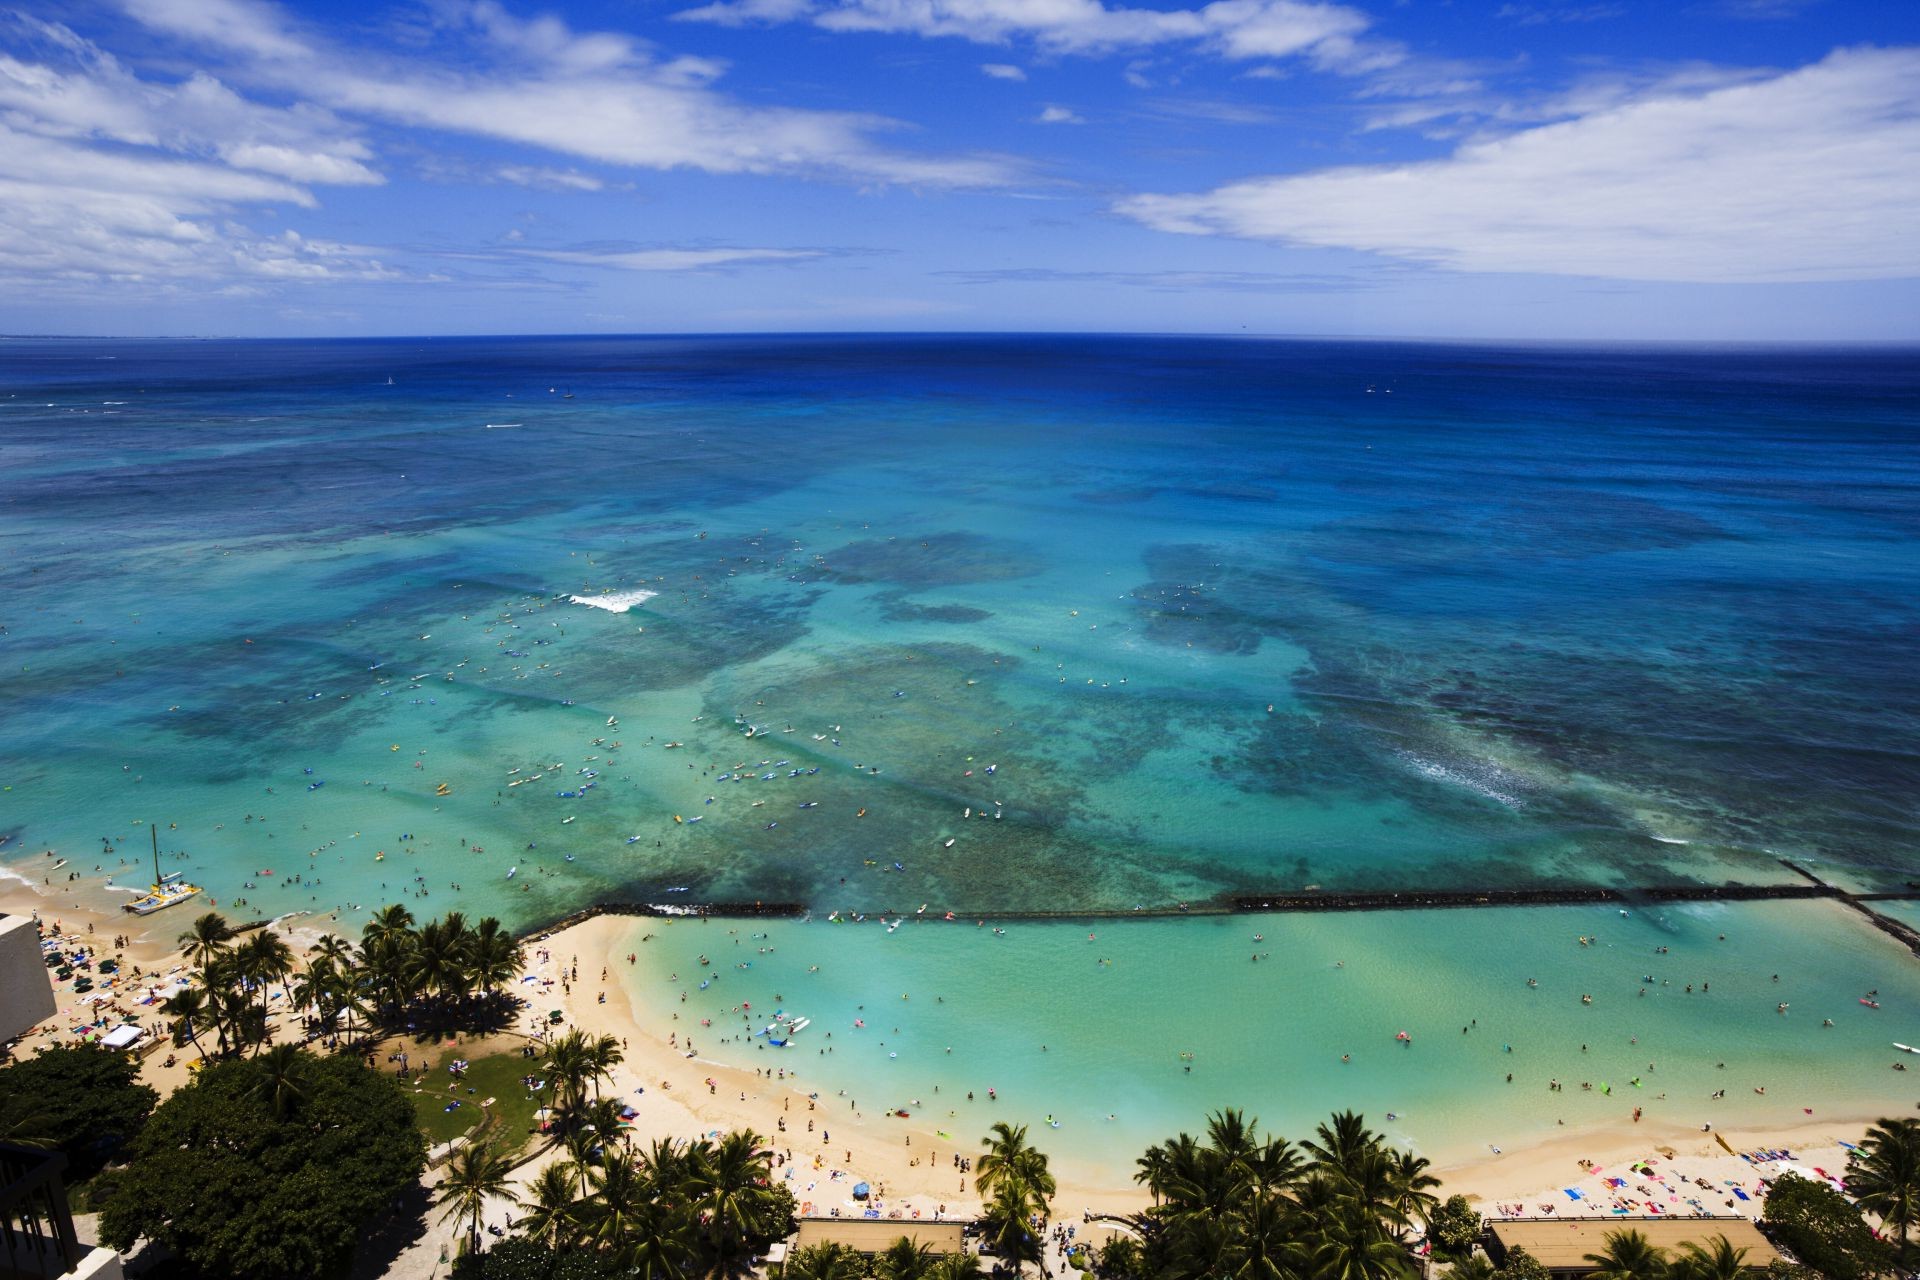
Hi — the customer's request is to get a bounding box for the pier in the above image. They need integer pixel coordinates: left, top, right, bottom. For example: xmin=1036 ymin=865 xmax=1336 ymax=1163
xmin=521 ymin=864 xmax=1920 ymax=955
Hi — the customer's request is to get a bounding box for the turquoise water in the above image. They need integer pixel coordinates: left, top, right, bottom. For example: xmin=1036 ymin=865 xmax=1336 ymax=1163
xmin=5 ymin=336 xmax=1918 ymax=929
xmin=616 ymin=900 xmax=1920 ymax=1180
xmin=7 ymin=334 xmax=1917 ymax=1169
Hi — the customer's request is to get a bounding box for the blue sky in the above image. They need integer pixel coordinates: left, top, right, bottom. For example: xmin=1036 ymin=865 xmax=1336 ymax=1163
xmin=2 ymin=0 xmax=1917 ymax=337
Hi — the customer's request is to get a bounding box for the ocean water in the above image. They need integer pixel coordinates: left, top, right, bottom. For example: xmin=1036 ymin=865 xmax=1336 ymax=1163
xmin=8 ymin=334 xmax=1917 ymax=1166
xmin=4 ymin=335 xmax=1917 ymax=926
xmin=612 ymin=900 xmax=1920 ymax=1179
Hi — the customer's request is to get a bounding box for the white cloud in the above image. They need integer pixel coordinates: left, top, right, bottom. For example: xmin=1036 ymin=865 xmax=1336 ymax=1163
xmin=126 ymin=0 xmax=1021 ymax=188
xmin=496 ymin=164 xmax=606 ymax=191
xmin=1037 ymin=104 xmax=1085 ymax=123
xmin=0 ymin=17 xmax=392 ymax=288
xmin=523 ymin=246 xmax=821 ymax=270
xmin=675 ymin=0 xmax=1378 ymax=63
xmin=981 ymin=62 xmax=1027 ymax=80
xmin=1117 ymin=46 xmax=1920 ymax=284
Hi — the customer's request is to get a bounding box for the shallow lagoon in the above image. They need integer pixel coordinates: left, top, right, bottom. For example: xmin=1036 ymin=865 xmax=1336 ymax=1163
xmin=614 ymin=900 xmax=1920 ymax=1184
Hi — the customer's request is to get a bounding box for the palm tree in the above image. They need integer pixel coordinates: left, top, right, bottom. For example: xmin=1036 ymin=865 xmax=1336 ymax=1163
xmin=586 ymin=1033 xmax=625 ymax=1099
xmin=1448 ymin=1255 xmax=1496 ymax=1280
xmin=687 ymin=1128 xmax=776 ymax=1274
xmin=563 ymin=1119 xmax=601 ymax=1197
xmin=1848 ymin=1118 xmax=1920 ymax=1266
xmin=1307 ymin=1196 xmax=1415 ymax=1280
xmin=361 ymin=902 xmax=416 ymax=950
xmin=575 ymin=1149 xmax=651 ymax=1256
xmin=247 ymin=1044 xmax=310 ymax=1118
xmin=1305 ymin=1112 xmax=1384 ymax=1181
xmin=784 ymin=1242 xmax=866 ymax=1280
xmin=467 ymin=917 xmax=523 ymax=995
xmin=177 ymin=911 xmax=234 ymax=970
xmin=980 ymin=1181 xmax=1044 ymax=1276
xmin=636 ymin=1135 xmax=692 ymax=1191
xmin=1671 ymin=1235 xmax=1750 ymax=1280
xmin=1223 ymin=1186 xmax=1306 ymax=1280
xmin=977 ymin=1121 xmax=1056 ymax=1205
xmin=307 ymin=931 xmax=355 ymax=969
xmin=235 ymin=929 xmax=296 ymax=1022
xmin=544 ymin=1029 xmax=602 ymax=1114
xmin=412 ymin=912 xmax=476 ymax=1004
xmin=161 ymin=986 xmax=213 ymax=1060
xmin=1584 ymin=1229 xmax=1670 ymax=1280
xmin=876 ymin=1236 xmax=937 ymax=1280
xmin=434 ymin=1140 xmax=517 ymax=1258
xmin=925 ymin=1254 xmax=986 ymax=1280
xmin=1387 ymin=1149 xmax=1441 ymax=1236
xmin=516 ymin=1160 xmax=583 ymax=1250
xmin=617 ymin=1197 xmax=698 ymax=1280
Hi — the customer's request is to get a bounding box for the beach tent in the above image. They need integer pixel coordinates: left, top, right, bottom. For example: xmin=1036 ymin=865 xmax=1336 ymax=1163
xmin=101 ymin=1024 xmax=145 ymax=1050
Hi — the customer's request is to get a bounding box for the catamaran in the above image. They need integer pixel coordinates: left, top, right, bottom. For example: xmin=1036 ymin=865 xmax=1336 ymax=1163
xmin=123 ymin=826 xmax=202 ymax=916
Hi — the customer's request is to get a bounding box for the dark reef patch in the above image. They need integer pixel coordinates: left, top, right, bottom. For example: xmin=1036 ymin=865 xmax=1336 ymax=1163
xmin=874 ymin=591 xmax=993 ymax=625
xmin=820 ymin=532 xmax=1044 ymax=589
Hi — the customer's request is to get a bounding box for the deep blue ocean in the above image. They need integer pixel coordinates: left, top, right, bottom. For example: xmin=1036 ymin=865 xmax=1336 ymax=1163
xmin=4 ymin=335 xmax=1919 ymax=928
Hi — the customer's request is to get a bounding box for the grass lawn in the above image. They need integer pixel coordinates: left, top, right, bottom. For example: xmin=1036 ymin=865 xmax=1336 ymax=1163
xmin=408 ymin=1047 xmax=547 ymax=1156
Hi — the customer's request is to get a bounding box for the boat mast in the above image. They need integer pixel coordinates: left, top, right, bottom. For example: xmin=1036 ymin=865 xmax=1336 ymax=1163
xmin=152 ymin=824 xmax=160 ymax=885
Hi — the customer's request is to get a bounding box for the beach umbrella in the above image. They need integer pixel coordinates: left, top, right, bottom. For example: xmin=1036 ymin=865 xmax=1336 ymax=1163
xmin=853 ymin=1182 xmax=870 ymax=1199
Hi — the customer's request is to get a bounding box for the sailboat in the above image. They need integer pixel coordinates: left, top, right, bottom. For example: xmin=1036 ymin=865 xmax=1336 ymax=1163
xmin=124 ymin=826 xmax=203 ymax=916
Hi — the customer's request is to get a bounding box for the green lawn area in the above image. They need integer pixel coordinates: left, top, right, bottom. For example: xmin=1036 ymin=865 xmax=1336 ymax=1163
xmin=408 ymin=1048 xmax=547 ymax=1156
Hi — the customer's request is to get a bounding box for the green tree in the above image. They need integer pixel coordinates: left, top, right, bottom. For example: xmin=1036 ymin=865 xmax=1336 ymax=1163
xmin=1428 ymin=1195 xmax=1483 ymax=1261
xmin=516 ymin=1160 xmax=583 ymax=1251
xmin=1762 ymin=1172 xmax=1893 ymax=1280
xmin=875 ymin=1235 xmax=938 ymax=1279
xmin=99 ymin=1050 xmax=426 ymax=1280
xmin=1583 ymin=1229 xmax=1670 ymax=1280
xmin=437 ymin=1140 xmax=519 ymax=1257
xmin=980 ymin=1181 xmax=1045 ymax=1276
xmin=783 ymin=1242 xmax=866 ymax=1280
xmin=245 ymin=1043 xmax=311 ymax=1118
xmin=1671 ymin=1236 xmax=1751 ymax=1280
xmin=1493 ymin=1246 xmax=1551 ymax=1280
xmin=0 ymin=1043 xmax=157 ymax=1180
xmin=1847 ymin=1118 xmax=1920 ymax=1267
xmin=978 ymin=1121 xmax=1056 ymax=1204
xmin=686 ymin=1129 xmax=778 ymax=1274
xmin=177 ymin=911 xmax=235 ymax=970
xmin=160 ymin=985 xmax=215 ymax=1060
xmin=925 ymin=1252 xmax=986 ymax=1280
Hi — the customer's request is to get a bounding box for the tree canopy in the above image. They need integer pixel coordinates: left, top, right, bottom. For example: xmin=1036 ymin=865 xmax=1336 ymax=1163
xmin=99 ymin=1049 xmax=426 ymax=1280
xmin=1113 ymin=1108 xmax=1427 ymax=1280
xmin=0 ymin=1042 xmax=157 ymax=1181
xmin=1760 ymin=1172 xmax=1893 ymax=1280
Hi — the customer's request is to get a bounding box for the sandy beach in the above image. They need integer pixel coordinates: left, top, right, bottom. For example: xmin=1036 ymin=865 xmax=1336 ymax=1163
xmin=6 ymin=873 xmax=1902 ymax=1279
xmin=529 ymin=912 xmax=1888 ymax=1228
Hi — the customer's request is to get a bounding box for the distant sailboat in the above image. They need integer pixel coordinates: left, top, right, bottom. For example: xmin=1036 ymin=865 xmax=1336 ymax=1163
xmin=385 ymin=376 xmax=395 ymax=386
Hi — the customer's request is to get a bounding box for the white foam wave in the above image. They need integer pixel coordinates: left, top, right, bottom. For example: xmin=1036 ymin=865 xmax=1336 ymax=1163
xmin=570 ymin=589 xmax=658 ymax=613
xmin=1396 ymin=750 xmax=1526 ymax=810
xmin=485 ymin=423 xmax=522 ymax=429
xmin=1652 ymin=835 xmax=1691 ymax=845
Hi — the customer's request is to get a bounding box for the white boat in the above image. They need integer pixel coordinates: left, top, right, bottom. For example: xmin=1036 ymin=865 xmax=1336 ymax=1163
xmin=122 ymin=828 xmax=201 ymax=916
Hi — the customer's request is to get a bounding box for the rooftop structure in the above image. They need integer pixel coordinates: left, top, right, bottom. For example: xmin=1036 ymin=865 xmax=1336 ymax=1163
xmin=1487 ymin=1217 xmax=1780 ymax=1276
xmin=792 ymin=1217 xmax=966 ymax=1256
xmin=0 ymin=916 xmax=55 ymax=1048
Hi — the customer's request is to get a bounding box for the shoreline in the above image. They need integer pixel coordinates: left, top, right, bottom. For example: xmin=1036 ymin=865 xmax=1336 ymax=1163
xmin=530 ymin=912 xmax=1893 ymax=1221
xmin=3 ymin=872 xmax=1905 ymax=1231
